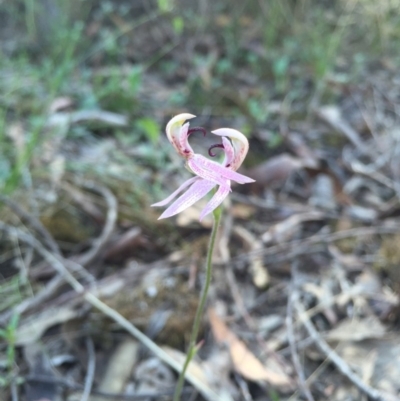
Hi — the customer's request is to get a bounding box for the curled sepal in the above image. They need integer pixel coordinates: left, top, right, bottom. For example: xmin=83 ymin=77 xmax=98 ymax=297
xmin=211 ymin=128 xmax=249 ymax=171
xmin=166 ymin=113 xmax=196 ymax=158
xmin=208 ymin=143 xmax=224 ymax=157
xmin=208 ymin=138 xmax=234 ymax=167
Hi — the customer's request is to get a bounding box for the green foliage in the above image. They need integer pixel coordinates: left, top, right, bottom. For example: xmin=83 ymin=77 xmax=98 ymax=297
xmin=172 ymin=16 xmax=185 ymax=35
xmin=135 ymin=117 xmax=160 ymax=145
xmin=268 ymin=131 xmax=284 ymax=149
xmin=0 ymin=313 xmax=20 ymax=386
xmin=247 ymin=98 xmax=268 ymax=125
xmin=157 ymin=0 xmax=174 ymax=13
xmin=0 ymin=108 xmax=44 ymax=194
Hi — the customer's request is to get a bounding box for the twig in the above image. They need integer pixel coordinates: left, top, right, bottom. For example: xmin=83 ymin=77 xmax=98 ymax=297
xmin=234 ymin=372 xmax=253 ymax=401
xmin=11 ymin=379 xmax=19 ymax=401
xmin=0 ymin=274 xmax=64 ymax=325
xmin=81 ymin=337 xmax=96 ymax=401
xmin=0 ymin=194 xmax=61 ymax=255
xmin=294 ymin=296 xmax=385 ymax=401
xmin=239 ymin=223 xmax=400 ymax=261
xmin=74 ymin=181 xmax=118 ymax=266
xmin=0 ymin=222 xmax=221 ymax=401
xmin=0 ymin=197 xmax=65 ymax=325
xmin=0 ymin=183 xmax=117 ymax=324
xmin=24 ymin=375 xmax=190 ymax=400
xmin=286 ymin=261 xmax=314 ymax=401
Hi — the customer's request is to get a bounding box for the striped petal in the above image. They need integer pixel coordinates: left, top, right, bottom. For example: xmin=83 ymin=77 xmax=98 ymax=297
xmin=158 ymin=179 xmax=216 ymax=220
xmin=188 ymin=154 xmax=255 ymax=186
xmin=199 ymin=181 xmax=231 ymax=221
xmin=211 ymin=128 xmax=249 ymax=171
xmin=151 ymin=176 xmax=200 ymax=207
xmin=221 ymin=137 xmax=234 ymax=167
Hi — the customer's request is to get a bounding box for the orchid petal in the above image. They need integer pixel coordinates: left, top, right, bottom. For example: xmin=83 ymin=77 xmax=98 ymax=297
xmin=211 ymin=128 xmax=249 ymax=171
xmin=221 ymin=137 xmax=234 ymax=167
xmin=199 ymin=182 xmax=231 ymax=221
xmin=179 ymin=122 xmax=193 ymax=156
xmin=151 ymin=176 xmax=200 ymax=207
xmin=188 ymin=154 xmax=255 ymax=186
xmin=158 ymin=179 xmax=216 ymax=220
xmin=166 ymin=113 xmax=196 ymax=157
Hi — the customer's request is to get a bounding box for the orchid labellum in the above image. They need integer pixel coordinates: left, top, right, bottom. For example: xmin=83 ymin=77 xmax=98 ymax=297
xmin=152 ymin=114 xmax=255 ymax=221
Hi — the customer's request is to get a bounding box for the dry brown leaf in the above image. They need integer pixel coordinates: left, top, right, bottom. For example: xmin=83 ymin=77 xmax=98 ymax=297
xmin=208 ymin=308 xmax=293 ymax=389
xmin=90 ymin=339 xmax=139 ymax=401
xmin=229 ymin=338 xmax=289 ymax=384
xmin=245 ymin=153 xmax=304 ymax=191
xmin=208 ymin=307 xmax=235 ymax=344
xmin=327 ymin=317 xmax=386 ymax=342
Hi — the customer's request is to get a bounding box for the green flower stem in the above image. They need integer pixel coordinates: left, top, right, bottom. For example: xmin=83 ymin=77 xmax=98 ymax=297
xmin=173 ymin=205 xmax=222 ymax=401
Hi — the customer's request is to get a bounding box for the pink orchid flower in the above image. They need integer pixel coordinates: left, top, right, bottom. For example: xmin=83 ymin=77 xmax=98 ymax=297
xmin=152 ymin=114 xmax=255 ymax=221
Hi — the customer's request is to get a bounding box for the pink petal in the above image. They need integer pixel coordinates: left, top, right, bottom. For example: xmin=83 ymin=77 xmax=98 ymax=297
xmin=221 ymin=137 xmax=234 ymax=167
xmin=188 ymin=154 xmax=255 ymax=186
xmin=165 ymin=114 xmax=196 ymax=158
xmin=151 ymin=176 xmax=200 ymax=207
xmin=158 ymin=179 xmax=216 ymax=220
xmin=199 ymin=182 xmax=231 ymax=221
xmin=179 ymin=122 xmax=193 ymax=155
xmin=211 ymin=128 xmax=249 ymax=171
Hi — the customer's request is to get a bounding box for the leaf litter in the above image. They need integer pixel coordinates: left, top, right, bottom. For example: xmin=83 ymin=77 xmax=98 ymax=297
xmin=2 ymin=2 xmax=400 ymax=401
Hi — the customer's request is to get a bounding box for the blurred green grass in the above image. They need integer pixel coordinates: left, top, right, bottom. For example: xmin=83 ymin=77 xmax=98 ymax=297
xmin=0 ymin=0 xmax=399 ymax=195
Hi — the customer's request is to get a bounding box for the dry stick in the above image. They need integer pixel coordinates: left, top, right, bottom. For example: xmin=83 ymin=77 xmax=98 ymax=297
xmin=241 ymin=223 xmax=400 ymax=261
xmin=286 ymin=268 xmax=315 ymax=401
xmin=0 ymin=222 xmax=221 ymax=401
xmin=0 ymin=183 xmax=117 ymax=324
xmin=0 ymin=196 xmax=65 ymax=326
xmin=0 ymin=194 xmax=61 ymax=255
xmin=81 ymin=336 xmax=96 ymax=401
xmin=294 ymin=298 xmax=384 ymax=401
xmin=24 ymin=375 xmax=187 ymax=400
xmin=11 ymin=380 xmax=19 ymax=401
xmin=74 ymin=182 xmax=117 ymax=266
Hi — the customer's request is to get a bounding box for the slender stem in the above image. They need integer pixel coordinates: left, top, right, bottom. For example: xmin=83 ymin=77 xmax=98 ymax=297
xmin=173 ymin=206 xmax=222 ymax=401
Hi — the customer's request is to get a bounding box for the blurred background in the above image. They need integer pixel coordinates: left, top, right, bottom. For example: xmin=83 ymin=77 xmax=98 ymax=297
xmin=0 ymin=0 xmax=399 ymax=196
xmin=2 ymin=0 xmax=400 ymax=400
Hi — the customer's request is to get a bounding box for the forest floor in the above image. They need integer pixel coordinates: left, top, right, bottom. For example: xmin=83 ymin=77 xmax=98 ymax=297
xmin=1 ymin=1 xmax=400 ymax=400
